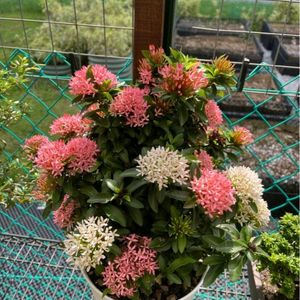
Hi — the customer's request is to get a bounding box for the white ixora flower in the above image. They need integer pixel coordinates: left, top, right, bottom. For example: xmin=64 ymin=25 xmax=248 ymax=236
xmin=136 ymin=146 xmax=190 ymax=190
xmin=64 ymin=216 xmax=118 ymax=271
xmin=226 ymin=166 xmax=270 ymax=227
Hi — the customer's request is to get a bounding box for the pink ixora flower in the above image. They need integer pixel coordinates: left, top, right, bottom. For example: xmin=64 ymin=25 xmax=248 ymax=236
xmin=65 ymin=137 xmax=99 ymax=175
xmin=23 ymin=135 xmax=49 ymax=161
xmin=53 ymin=195 xmax=77 ymax=229
xmin=232 ymin=126 xmax=253 ymax=146
xmin=158 ymin=63 xmax=208 ymax=97
xmin=69 ymin=66 xmax=95 ymax=96
xmin=205 ymin=100 xmax=223 ymax=129
xmin=102 ymin=234 xmax=158 ymax=298
xmin=35 ymin=140 xmax=67 ymax=176
xmin=32 ymin=172 xmax=56 ymax=201
xmin=191 ymin=169 xmax=235 ymax=217
xmin=109 ymin=86 xmax=149 ymax=127
xmin=138 ymin=58 xmax=153 ymax=85
xmin=50 ymin=113 xmax=92 ymax=138
xmin=69 ymin=65 xmax=118 ymax=96
xmin=194 ymin=150 xmax=214 ymax=171
xmin=91 ymin=64 xmax=118 ymax=89
xmin=149 ymin=44 xmax=165 ymax=65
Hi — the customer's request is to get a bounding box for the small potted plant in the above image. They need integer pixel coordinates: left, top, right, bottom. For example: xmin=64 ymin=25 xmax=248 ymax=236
xmin=23 ymin=46 xmax=270 ymax=299
xmin=249 ymin=213 xmax=300 ymax=300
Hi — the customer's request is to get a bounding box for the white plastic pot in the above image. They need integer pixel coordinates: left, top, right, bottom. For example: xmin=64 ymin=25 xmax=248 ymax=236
xmin=82 ymin=268 xmax=204 ymax=300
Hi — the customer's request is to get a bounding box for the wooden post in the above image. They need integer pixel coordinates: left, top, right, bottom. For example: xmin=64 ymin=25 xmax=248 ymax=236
xmin=133 ymin=0 xmax=165 ymax=81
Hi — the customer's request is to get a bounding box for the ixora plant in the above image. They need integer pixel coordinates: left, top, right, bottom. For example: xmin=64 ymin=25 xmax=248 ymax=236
xmin=24 ymin=46 xmax=271 ymax=299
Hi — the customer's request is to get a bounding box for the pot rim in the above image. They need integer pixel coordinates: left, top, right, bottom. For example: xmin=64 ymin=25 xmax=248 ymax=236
xmin=81 ymin=267 xmax=204 ymax=300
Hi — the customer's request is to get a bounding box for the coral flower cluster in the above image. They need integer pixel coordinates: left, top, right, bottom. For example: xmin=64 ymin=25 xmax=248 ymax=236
xmin=34 ymin=137 xmax=98 ymax=176
xmin=159 ymin=63 xmax=208 ymax=97
xmin=69 ymin=65 xmax=118 ymax=96
xmin=50 ymin=113 xmax=92 ymax=138
xmin=53 ymin=195 xmax=77 ymax=229
xmin=191 ymin=169 xmax=235 ymax=217
xmin=23 ymin=135 xmax=49 ymax=160
xmin=110 ymin=86 xmax=149 ymax=127
xmin=205 ymin=100 xmax=223 ymax=129
xmin=136 ymin=146 xmax=190 ymax=190
xmin=102 ymin=234 xmax=158 ymax=297
xmin=194 ymin=150 xmax=214 ymax=172
xmin=232 ymin=126 xmax=254 ymax=146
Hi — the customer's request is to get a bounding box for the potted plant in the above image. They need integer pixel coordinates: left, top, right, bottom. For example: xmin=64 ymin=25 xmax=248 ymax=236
xmin=249 ymin=213 xmax=300 ymax=300
xmin=23 ymin=46 xmax=271 ymax=299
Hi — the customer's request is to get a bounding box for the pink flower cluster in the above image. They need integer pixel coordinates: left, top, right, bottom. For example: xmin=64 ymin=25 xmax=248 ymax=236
xmin=53 ymin=195 xmax=77 ymax=229
xmin=159 ymin=63 xmax=208 ymax=97
xmin=23 ymin=135 xmax=49 ymax=161
xmin=138 ymin=58 xmax=153 ymax=85
xmin=205 ymin=100 xmax=223 ymax=129
xmin=102 ymin=234 xmax=158 ymax=298
xmin=149 ymin=44 xmax=165 ymax=65
xmin=194 ymin=150 xmax=214 ymax=172
xmin=69 ymin=65 xmax=118 ymax=96
xmin=34 ymin=137 xmax=98 ymax=177
xmin=32 ymin=172 xmax=55 ymax=201
xmin=232 ymin=126 xmax=253 ymax=146
xmin=191 ymin=170 xmax=235 ymax=217
xmin=110 ymin=87 xmax=149 ymax=127
xmin=50 ymin=113 xmax=92 ymax=138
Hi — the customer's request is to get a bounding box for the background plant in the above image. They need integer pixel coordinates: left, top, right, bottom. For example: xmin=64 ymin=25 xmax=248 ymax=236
xmin=257 ymin=213 xmax=300 ymax=299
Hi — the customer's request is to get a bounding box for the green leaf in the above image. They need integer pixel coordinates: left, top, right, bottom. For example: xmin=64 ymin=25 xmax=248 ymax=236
xmin=202 ymin=235 xmax=223 ymax=247
xmin=203 ymin=255 xmax=226 ymax=266
xmin=215 ymin=241 xmax=245 ymax=253
xmin=110 ymin=244 xmax=122 ymax=256
xmin=167 ymin=257 xmax=196 ymax=274
xmin=148 ymin=186 xmax=158 ymax=213
xmin=172 ymin=239 xmax=178 ymax=253
xmin=240 ymin=225 xmax=252 ymax=243
xmin=127 ymin=179 xmax=147 ymax=194
xmin=87 ymin=193 xmax=114 ymax=204
xmin=172 ymin=133 xmax=184 ymax=147
xmin=126 ymin=198 xmax=144 ymax=208
xmin=178 ymin=107 xmax=189 ymax=126
xmin=178 ymin=235 xmax=187 ymax=254
xmin=166 ymin=190 xmax=191 ymax=201
xmin=120 ymin=168 xmax=138 ymax=178
xmin=249 ymin=200 xmax=258 ymax=213
xmin=150 ymin=237 xmax=171 ymax=251
xmin=158 ymin=255 xmax=166 ymax=271
xmin=167 ymin=273 xmax=182 ymax=285
xmin=216 ymin=224 xmax=240 ymax=238
xmin=228 ymin=256 xmax=244 ymax=281
xmin=129 ymin=208 xmax=143 ymax=226
xmin=202 ymin=265 xmax=224 ymax=287
xmin=104 ymin=179 xmax=120 ymax=194
xmin=103 ymin=204 xmax=127 ymax=227
xmin=79 ymin=185 xmax=98 ymax=197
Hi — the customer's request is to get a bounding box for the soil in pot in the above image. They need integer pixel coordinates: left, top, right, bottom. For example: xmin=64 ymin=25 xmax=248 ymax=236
xmin=176 ymin=17 xmax=246 ymax=37
xmin=88 ymin=269 xmax=202 ymax=300
xmin=174 ymin=34 xmax=263 ymax=65
xmin=219 ymin=73 xmax=292 ymax=117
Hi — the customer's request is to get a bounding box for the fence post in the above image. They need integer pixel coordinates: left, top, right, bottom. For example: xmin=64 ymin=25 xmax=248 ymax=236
xmin=133 ymin=0 xmax=166 ymax=81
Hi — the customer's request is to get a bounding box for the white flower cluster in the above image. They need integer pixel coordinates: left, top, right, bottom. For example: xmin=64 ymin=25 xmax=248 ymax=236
xmin=226 ymin=166 xmax=270 ymax=227
xmin=136 ymin=146 xmax=190 ymax=190
xmin=64 ymin=216 xmax=118 ymax=271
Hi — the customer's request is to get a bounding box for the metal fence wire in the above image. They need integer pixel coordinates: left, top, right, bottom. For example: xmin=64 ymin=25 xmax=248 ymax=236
xmin=0 ymin=0 xmax=299 ymax=299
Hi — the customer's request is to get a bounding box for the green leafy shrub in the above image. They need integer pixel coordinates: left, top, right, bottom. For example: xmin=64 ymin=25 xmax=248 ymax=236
xmin=258 ymin=213 xmax=300 ymax=299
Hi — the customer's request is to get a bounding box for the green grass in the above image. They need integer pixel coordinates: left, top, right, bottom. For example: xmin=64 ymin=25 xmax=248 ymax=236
xmin=199 ymin=0 xmax=274 ymax=20
xmin=1 ymin=76 xmax=78 ymax=158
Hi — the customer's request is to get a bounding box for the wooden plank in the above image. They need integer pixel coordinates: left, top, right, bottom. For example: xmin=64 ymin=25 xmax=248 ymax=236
xmin=133 ymin=0 xmax=165 ymax=80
